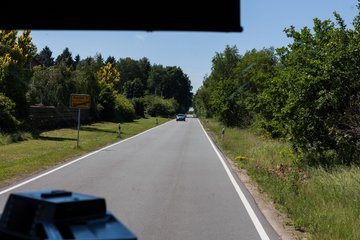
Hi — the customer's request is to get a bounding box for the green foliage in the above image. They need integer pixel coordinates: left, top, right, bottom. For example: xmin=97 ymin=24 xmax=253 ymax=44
xmin=71 ymin=57 xmax=102 ymax=119
xmin=132 ymin=98 xmax=145 ymax=118
xmin=193 ymin=85 xmax=212 ymax=118
xmin=144 ymin=95 xmax=178 ymax=117
xmin=115 ymin=57 xmax=150 ymax=91
xmin=96 ymin=62 xmax=121 ymax=120
xmin=148 ymin=64 xmax=193 ymax=112
xmin=74 ymin=54 xmax=80 ymax=68
xmin=0 ymin=93 xmax=19 ymax=132
xmin=28 ymin=63 xmax=74 ymax=107
xmin=0 ymin=30 xmax=36 ymax=120
xmin=273 ymin=13 xmax=360 ymax=165
xmin=147 ymin=64 xmax=167 ymax=96
xmin=0 ymin=32 xmax=192 ymax=131
xmin=195 ymin=8 xmax=360 ymax=166
xmin=211 ymin=77 xmax=248 ymax=127
xmin=105 ymin=56 xmax=116 ymax=65
xmin=37 ymin=46 xmax=54 ymax=67
xmin=123 ymin=78 xmax=145 ymax=99
xmin=97 ymin=62 xmax=120 ymax=91
xmin=27 ymin=45 xmax=192 ymax=125
xmin=2 ymin=28 xmax=195 ymax=135
xmin=55 ymin=47 xmax=74 ymax=68
xmin=164 ymin=66 xmax=193 ymax=113
xmin=195 ymin=45 xmax=242 ymax=125
xmin=114 ymin=94 xmax=136 ymax=122
xmin=195 ymin=46 xmax=277 ymax=128
xmin=252 ymin=69 xmax=289 ymax=138
xmin=210 ymin=45 xmax=241 ymax=81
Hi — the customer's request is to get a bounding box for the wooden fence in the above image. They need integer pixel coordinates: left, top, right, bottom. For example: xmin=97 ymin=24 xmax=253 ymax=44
xmin=29 ymin=105 xmax=91 ymax=129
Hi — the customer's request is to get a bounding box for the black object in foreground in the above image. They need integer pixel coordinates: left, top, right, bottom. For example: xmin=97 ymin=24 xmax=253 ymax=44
xmin=0 ymin=190 xmax=137 ymax=240
xmin=0 ymin=1 xmax=243 ymax=32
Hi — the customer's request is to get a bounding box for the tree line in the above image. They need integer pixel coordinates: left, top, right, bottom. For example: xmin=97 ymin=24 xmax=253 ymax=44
xmin=194 ymin=6 xmax=360 ymax=166
xmin=0 ymin=31 xmax=193 ymax=132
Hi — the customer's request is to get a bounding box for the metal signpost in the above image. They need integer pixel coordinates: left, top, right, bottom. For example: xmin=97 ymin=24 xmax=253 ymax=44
xmin=70 ymin=94 xmax=90 ymax=148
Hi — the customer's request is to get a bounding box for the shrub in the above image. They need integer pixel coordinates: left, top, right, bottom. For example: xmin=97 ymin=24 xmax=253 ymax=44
xmin=144 ymin=95 xmax=178 ymax=117
xmin=114 ymin=94 xmax=136 ymax=122
xmin=132 ymin=98 xmax=145 ymax=118
xmin=0 ymin=93 xmax=20 ymax=132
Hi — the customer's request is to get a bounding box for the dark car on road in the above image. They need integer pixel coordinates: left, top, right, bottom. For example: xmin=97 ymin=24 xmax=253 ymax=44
xmin=176 ymin=114 xmax=186 ymax=121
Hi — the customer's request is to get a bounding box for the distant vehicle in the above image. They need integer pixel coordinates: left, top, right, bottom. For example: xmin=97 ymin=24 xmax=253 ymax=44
xmin=186 ymin=107 xmax=195 ymax=118
xmin=176 ymin=114 xmax=186 ymax=121
xmin=186 ymin=113 xmax=196 ymax=118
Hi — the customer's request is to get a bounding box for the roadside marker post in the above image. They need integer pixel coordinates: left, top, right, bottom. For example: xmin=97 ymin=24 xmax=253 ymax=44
xmin=221 ymin=127 xmax=225 ymax=141
xmin=76 ymin=108 xmax=81 ymax=148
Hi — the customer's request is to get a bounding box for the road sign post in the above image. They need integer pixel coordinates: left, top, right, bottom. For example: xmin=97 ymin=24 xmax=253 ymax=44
xmin=70 ymin=94 xmax=90 ymax=148
xmin=77 ymin=108 xmax=81 ymax=148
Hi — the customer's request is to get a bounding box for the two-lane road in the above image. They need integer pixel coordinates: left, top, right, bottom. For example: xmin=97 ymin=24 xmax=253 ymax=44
xmin=0 ymin=118 xmax=279 ymax=240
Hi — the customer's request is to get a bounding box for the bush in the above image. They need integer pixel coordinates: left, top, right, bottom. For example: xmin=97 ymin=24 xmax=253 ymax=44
xmin=144 ymin=95 xmax=178 ymax=117
xmin=0 ymin=93 xmax=20 ymax=132
xmin=271 ymin=16 xmax=360 ymax=166
xmin=132 ymin=98 xmax=145 ymax=118
xmin=114 ymin=94 xmax=136 ymax=122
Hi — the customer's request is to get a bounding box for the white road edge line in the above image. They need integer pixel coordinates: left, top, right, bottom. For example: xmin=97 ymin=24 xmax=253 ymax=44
xmin=198 ymin=119 xmax=270 ymax=240
xmin=0 ymin=120 xmax=174 ymax=196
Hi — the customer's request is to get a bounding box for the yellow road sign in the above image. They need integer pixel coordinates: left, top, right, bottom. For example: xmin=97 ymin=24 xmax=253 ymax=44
xmin=70 ymin=94 xmax=90 ymax=109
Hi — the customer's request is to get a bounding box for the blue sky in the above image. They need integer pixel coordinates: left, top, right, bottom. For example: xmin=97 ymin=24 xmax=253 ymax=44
xmin=30 ymin=0 xmax=358 ymax=93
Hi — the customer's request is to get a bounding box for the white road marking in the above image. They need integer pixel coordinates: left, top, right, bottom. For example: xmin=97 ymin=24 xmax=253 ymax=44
xmin=198 ymin=119 xmax=270 ymax=240
xmin=0 ymin=120 xmax=173 ymax=196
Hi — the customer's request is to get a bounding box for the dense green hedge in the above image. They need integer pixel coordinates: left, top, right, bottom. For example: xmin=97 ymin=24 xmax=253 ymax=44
xmin=114 ymin=94 xmax=136 ymax=122
xmin=194 ymin=9 xmax=360 ymax=166
xmin=144 ymin=95 xmax=178 ymax=117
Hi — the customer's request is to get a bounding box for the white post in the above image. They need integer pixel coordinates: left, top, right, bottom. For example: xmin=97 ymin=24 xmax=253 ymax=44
xmin=77 ymin=108 xmax=81 ymax=148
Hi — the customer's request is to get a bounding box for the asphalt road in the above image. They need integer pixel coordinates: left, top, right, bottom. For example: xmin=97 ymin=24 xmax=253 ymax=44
xmin=0 ymin=118 xmax=279 ymax=240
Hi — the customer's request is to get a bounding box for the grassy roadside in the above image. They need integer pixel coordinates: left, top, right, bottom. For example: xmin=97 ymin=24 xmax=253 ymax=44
xmin=201 ymin=118 xmax=360 ymax=240
xmin=0 ymin=117 xmax=170 ymax=187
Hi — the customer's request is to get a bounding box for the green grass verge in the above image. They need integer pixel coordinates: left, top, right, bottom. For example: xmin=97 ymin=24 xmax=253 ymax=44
xmin=0 ymin=117 xmax=170 ymax=187
xmin=201 ymin=118 xmax=360 ymax=240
